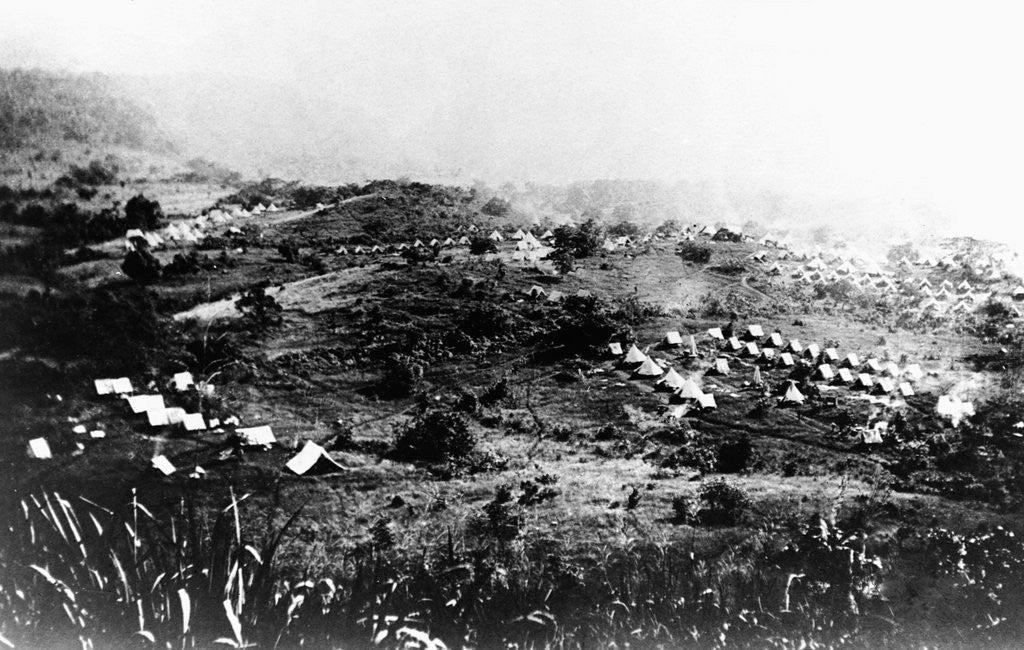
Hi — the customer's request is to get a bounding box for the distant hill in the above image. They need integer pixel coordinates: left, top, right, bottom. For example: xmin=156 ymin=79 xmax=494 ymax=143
xmin=0 ymin=68 xmax=176 ymax=153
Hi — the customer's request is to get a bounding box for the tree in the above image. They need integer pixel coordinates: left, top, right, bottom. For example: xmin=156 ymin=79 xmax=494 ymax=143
xmin=125 ymin=194 xmax=163 ymax=230
xmin=481 ymin=197 xmax=511 ymax=217
xmin=549 ymin=247 xmax=575 ymax=275
xmin=553 ymin=219 xmax=602 ymax=258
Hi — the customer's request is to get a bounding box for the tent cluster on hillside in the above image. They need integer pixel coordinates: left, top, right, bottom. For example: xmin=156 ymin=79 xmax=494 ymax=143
xmin=29 ymin=372 xmax=347 ymax=477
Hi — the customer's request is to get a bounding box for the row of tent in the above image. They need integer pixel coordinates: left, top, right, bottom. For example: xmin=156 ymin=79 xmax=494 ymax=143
xmin=151 ymin=439 xmax=345 ymax=477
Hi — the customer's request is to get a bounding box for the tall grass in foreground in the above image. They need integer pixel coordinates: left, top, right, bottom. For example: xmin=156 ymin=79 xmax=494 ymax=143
xmin=2 ymin=489 xmax=1022 ymax=649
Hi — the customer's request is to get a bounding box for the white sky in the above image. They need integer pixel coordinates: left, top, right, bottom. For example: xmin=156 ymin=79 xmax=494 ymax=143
xmin=3 ymin=1 xmax=1024 ymax=237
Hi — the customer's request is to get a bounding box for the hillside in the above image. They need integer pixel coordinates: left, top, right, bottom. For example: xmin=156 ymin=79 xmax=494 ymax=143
xmin=0 ymin=68 xmax=175 ymax=153
xmin=2 ymin=175 xmax=1024 ymax=647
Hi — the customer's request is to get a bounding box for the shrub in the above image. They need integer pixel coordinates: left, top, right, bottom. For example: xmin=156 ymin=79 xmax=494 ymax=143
xmin=469 ymin=237 xmax=497 ymax=255
xmin=236 ymin=285 xmax=283 ymax=330
xmin=392 ymin=409 xmax=476 ymax=464
xmin=677 ymin=241 xmax=711 ymax=263
xmin=717 ymin=436 xmax=753 ymax=473
xmin=697 ymin=478 xmax=752 ymax=525
xmin=479 ymin=484 xmax=525 ymax=541
xmin=378 ymin=354 xmax=423 ymax=397
xmin=121 ymin=248 xmax=161 ymax=283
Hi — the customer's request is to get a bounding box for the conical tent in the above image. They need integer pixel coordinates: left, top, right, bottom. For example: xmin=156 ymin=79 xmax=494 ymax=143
xmin=752 ymin=366 xmax=763 ymax=384
xmin=623 ymin=344 xmax=647 ymax=364
xmin=633 ymin=357 xmax=664 ymax=377
xmin=675 ymin=378 xmax=704 ymax=400
xmin=781 ymin=382 xmax=805 ymax=404
xmin=657 ymin=367 xmax=686 ymax=389
xmin=688 ymin=335 xmax=699 ymax=357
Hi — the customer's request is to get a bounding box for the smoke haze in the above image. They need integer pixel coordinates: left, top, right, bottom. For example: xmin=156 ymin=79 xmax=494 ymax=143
xmin=3 ymin=1 xmax=1023 ymax=241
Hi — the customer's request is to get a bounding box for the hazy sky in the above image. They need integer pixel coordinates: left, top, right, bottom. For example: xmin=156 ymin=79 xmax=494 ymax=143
xmin=4 ymin=1 xmax=1024 ymax=235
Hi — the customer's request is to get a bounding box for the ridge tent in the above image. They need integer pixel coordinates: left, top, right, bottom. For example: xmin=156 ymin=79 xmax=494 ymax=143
xmin=841 ymin=353 xmax=861 ymax=368
xmin=696 ymin=393 xmax=717 ymax=410
xmin=336 ymin=246 xmax=348 ymax=255
xmin=757 ymin=348 xmax=776 ymax=363
xmin=429 ymin=239 xmax=440 ymax=247
xmin=238 ymin=425 xmax=277 ymax=447
xmin=709 ymin=358 xmax=731 ymax=375
xmin=608 ymin=342 xmax=623 ymax=356
xmin=443 ymin=237 xmax=456 ymax=247
xmin=165 ymin=408 xmax=187 ymax=425
xmin=126 ymin=394 xmax=165 ymax=414
xmin=172 ymin=371 xmax=194 ymax=391
xmin=623 ymin=344 xmax=647 ymax=364
xmin=804 ymin=344 xmax=820 ymax=360
xmin=823 ymin=348 xmax=840 ymax=363
xmin=526 ymin=285 xmax=547 ymax=299
xmin=815 ymin=365 xmax=835 ymax=381
xmin=488 ymin=230 xmax=504 ymax=242
xmin=458 ymin=236 xmax=471 ymax=245
xmin=286 ymin=441 xmax=347 ymax=475
xmin=785 ymin=339 xmax=803 ymax=353
xmin=836 ymin=368 xmax=854 ymax=384
xmin=903 ymin=364 xmax=924 ymax=380
xmin=95 ymin=377 xmax=134 ymax=395
xmin=862 ymin=423 xmax=885 ymax=445
xmin=542 ymin=230 xmax=555 ymax=239
xmin=777 ymin=352 xmax=795 ymax=367
xmin=855 ymin=373 xmax=874 ymax=389
xmin=147 ymin=408 xmax=170 ymax=427
xmin=182 ymin=413 xmax=207 ymax=431
xmin=28 ymin=438 xmax=52 ymax=459
xmin=664 ymin=330 xmax=683 ymax=346
xmin=873 ymin=378 xmax=895 ymax=394
xmin=741 ymin=342 xmax=759 ymax=357
xmin=724 ymin=337 xmax=743 ymax=352
xmin=152 ymin=455 xmax=176 ymax=475
xmin=633 ymin=357 xmax=664 ymax=378
xmin=744 ymin=325 xmax=765 ymax=340
xmin=898 ymin=381 xmax=915 ymax=397
xmin=863 ymin=358 xmax=883 ymax=373
xmin=512 ymin=229 xmax=526 ymax=240
xmin=413 ymin=239 xmax=425 ymax=248
xmin=707 ymin=327 xmax=724 ymax=340
xmin=764 ymin=332 xmax=784 ymax=347
xmin=546 ymin=291 xmax=564 ymax=303
xmin=882 ymin=362 xmax=901 ymax=377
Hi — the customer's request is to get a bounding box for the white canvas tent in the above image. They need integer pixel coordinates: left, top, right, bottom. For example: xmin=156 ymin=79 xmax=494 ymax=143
xmin=780 ymin=382 xmax=805 ymax=404
xmin=656 ymin=367 xmax=687 ymax=390
xmin=172 ymin=372 xmax=195 ymax=391
xmin=633 ymin=357 xmax=664 ymax=377
xmin=95 ymin=377 xmax=134 ymax=395
xmin=286 ymin=441 xmax=347 ymax=475
xmin=608 ymin=342 xmax=623 ymax=355
xmin=623 ymin=344 xmax=647 ymax=364
xmin=664 ymin=330 xmax=683 ymax=346
xmin=152 ymin=455 xmax=176 ymax=476
xmin=28 ymin=438 xmax=52 ymax=459
xmin=238 ymin=425 xmax=277 ymax=447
